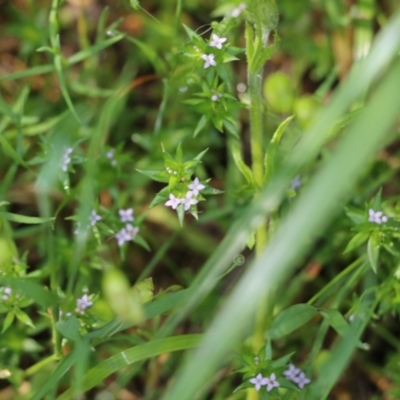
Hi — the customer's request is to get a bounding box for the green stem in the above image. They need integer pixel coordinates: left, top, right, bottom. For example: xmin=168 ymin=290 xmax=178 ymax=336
xmin=25 ymin=354 xmax=57 ymax=377
xmin=245 ymin=2 xmax=278 ymax=399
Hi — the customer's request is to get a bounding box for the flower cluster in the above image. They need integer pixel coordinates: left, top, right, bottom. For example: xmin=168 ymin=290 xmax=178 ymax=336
xmin=115 ymin=208 xmax=139 ymax=246
xmin=249 ymin=373 xmax=279 ymax=392
xmin=61 ymin=148 xmax=73 ymax=172
xmin=165 ymin=178 xmax=205 ymax=211
xmin=368 ymin=208 xmax=388 ymax=224
xmin=201 ymin=34 xmax=227 ymax=69
xmin=283 ymin=364 xmax=311 ymax=389
xmin=76 ymin=294 xmax=93 ymax=314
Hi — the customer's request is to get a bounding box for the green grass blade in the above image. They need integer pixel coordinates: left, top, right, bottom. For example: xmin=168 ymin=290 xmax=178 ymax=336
xmin=30 ymin=351 xmax=80 ymax=400
xmin=0 ymin=211 xmax=54 ymax=224
xmin=0 ymin=35 xmax=124 ymax=83
xmin=56 ymin=335 xmax=202 ymax=400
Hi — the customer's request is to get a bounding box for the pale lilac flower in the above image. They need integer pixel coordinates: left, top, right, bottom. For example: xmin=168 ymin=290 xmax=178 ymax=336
xmin=125 ymin=224 xmax=139 ymax=240
xmin=182 ymin=191 xmax=198 ymax=211
xmin=76 ymin=294 xmax=93 ymax=313
xmin=61 ymin=148 xmax=73 ymax=172
xmin=211 ymin=94 xmax=219 ymax=101
xmin=165 ymin=194 xmax=182 ymax=210
xmin=291 ymin=175 xmax=302 ymax=191
xmin=115 ymin=228 xmax=132 ymax=246
xmin=201 ymin=54 xmax=216 ymax=68
xmin=249 ymin=373 xmax=268 ymax=391
xmin=119 ymin=208 xmax=134 ymax=223
xmin=368 ymin=209 xmax=388 ymax=224
xmin=209 ymin=34 xmax=227 ymax=50
xmin=283 ymin=364 xmax=300 ymax=381
xmin=265 ymin=373 xmax=280 ymax=392
xmin=106 ymin=149 xmax=115 ymax=159
xmin=293 ymin=371 xmax=311 ymax=389
xmin=188 ymin=177 xmax=205 ymax=196
xmin=231 ymin=2 xmax=246 ymax=17
xmin=90 ymin=210 xmax=101 ymax=226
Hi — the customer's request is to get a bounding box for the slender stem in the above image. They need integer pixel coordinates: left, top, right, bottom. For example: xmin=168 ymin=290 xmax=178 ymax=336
xmin=245 ymin=2 xmax=278 ymax=398
xmin=25 ymin=354 xmax=57 ymax=376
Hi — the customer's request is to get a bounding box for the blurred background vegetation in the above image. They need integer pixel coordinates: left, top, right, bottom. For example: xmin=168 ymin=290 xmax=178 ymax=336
xmin=1 ymin=0 xmax=400 ymax=399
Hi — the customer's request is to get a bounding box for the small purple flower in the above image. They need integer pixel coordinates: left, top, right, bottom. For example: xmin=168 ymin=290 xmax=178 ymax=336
xmin=106 ymin=149 xmax=115 ymax=159
xmin=265 ymin=373 xmax=280 ymax=392
xmin=201 ymin=54 xmax=216 ymax=68
xmin=61 ymin=148 xmax=73 ymax=172
xmin=368 ymin=209 xmax=388 ymax=224
xmin=119 ymin=208 xmax=134 ymax=223
xmin=293 ymin=372 xmax=311 ymax=389
xmin=90 ymin=210 xmax=101 ymax=226
xmin=188 ymin=177 xmax=205 ymax=196
xmin=115 ymin=228 xmax=131 ymax=246
xmin=76 ymin=294 xmax=93 ymax=313
xmin=165 ymin=194 xmax=182 ymax=210
xmin=182 ymin=191 xmax=198 ymax=211
xmin=283 ymin=364 xmax=300 ymax=381
xmin=249 ymin=373 xmax=268 ymax=391
xmin=125 ymin=224 xmax=139 ymax=240
xmin=209 ymin=34 xmax=227 ymax=50
xmin=290 ymin=175 xmax=302 ymax=191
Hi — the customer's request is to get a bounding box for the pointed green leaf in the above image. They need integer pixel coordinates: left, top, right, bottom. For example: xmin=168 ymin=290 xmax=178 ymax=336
xmin=231 ymin=141 xmax=254 ymax=185
xmin=15 ymin=308 xmax=35 ymax=328
xmin=367 ymin=231 xmax=380 ymax=273
xmin=343 ymin=231 xmax=369 ymax=254
xmin=56 ymin=316 xmax=82 ymax=342
xmin=194 ymin=115 xmax=207 ymax=137
xmin=2 ymin=311 xmax=15 ymax=333
xmin=56 ymin=335 xmax=202 ymax=400
xmin=264 ymin=115 xmax=294 ymax=182
xmin=269 ymin=304 xmax=317 ymax=339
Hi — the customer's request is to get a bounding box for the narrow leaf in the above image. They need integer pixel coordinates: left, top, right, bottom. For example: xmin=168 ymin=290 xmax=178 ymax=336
xmin=367 ymin=231 xmax=380 ymax=273
xmin=269 ymin=304 xmax=317 ymax=339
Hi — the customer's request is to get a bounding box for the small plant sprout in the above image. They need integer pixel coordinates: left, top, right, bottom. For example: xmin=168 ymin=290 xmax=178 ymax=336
xmin=249 ymin=373 xmax=268 ymax=391
xmin=201 ymin=54 xmax=216 ymax=68
xmin=76 ymin=294 xmax=93 ymax=313
xmin=368 ymin=209 xmax=388 ymax=224
xmin=61 ymin=148 xmax=73 ymax=172
xmin=119 ymin=208 xmax=134 ymax=223
xmin=188 ymin=177 xmax=205 ymax=196
xmin=90 ymin=210 xmax=101 ymax=226
xmin=209 ymin=34 xmax=227 ymax=50
xmin=165 ymin=194 xmax=182 ymax=210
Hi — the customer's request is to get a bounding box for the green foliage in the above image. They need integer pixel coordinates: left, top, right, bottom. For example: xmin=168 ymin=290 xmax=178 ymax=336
xmin=1 ymin=0 xmax=400 ymax=399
